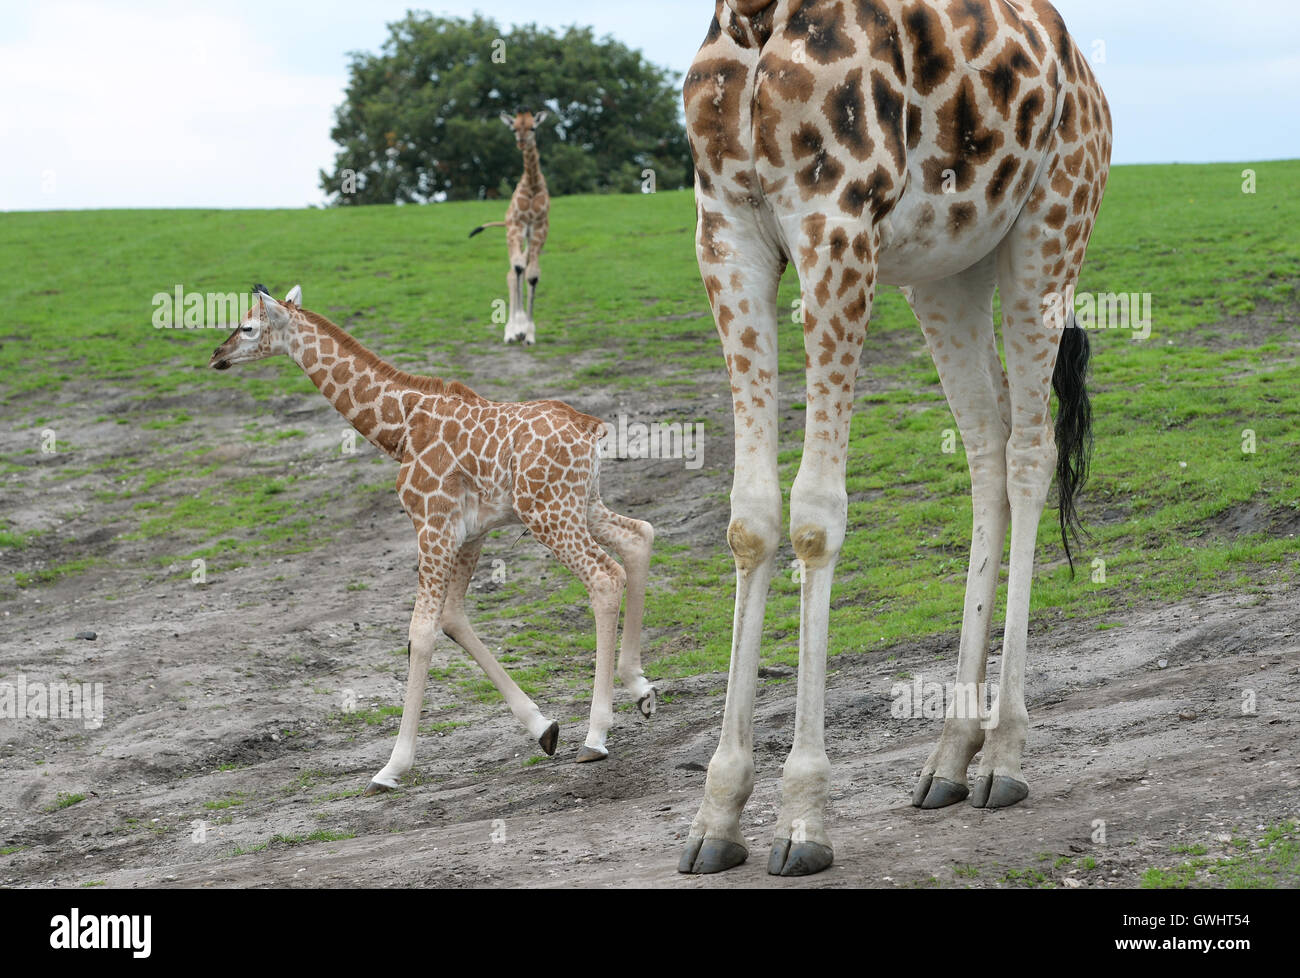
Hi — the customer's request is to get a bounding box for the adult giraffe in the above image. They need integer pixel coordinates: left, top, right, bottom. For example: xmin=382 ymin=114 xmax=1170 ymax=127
xmin=679 ymin=0 xmax=1111 ymax=876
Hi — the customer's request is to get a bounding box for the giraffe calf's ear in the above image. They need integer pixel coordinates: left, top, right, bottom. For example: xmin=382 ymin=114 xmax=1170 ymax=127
xmin=500 ymin=112 xmax=515 ymax=127
xmin=533 ymin=110 xmax=548 ymax=125
xmin=260 ymin=292 xmax=291 ymax=327
xmin=285 ymin=284 xmax=302 ymax=306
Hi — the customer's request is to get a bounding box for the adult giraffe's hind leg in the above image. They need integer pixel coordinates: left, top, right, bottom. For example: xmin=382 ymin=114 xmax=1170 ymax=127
xmin=968 ymin=148 xmax=1105 ymax=809
xmin=678 ymin=204 xmax=784 ymax=876
xmin=905 ymin=254 xmax=1011 ymax=810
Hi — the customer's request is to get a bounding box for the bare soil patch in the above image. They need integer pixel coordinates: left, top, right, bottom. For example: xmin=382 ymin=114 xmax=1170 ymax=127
xmin=2 ymin=334 xmax=1297 ymax=889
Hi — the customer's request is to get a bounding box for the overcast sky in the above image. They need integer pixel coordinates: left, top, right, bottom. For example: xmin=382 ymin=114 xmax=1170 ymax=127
xmin=2 ymin=0 xmax=1297 ymax=210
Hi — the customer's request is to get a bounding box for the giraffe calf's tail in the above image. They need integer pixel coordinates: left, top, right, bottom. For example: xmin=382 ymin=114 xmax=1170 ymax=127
xmin=1053 ymin=312 xmax=1094 ymax=574
xmin=468 ymin=221 xmax=507 ymax=238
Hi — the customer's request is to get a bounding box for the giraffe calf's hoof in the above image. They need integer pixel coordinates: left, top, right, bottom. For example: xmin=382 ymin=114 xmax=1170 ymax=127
xmin=362 ymin=780 xmax=394 ymax=797
xmin=970 ymin=774 xmax=1029 ymax=809
xmin=768 ymin=839 xmax=834 ymax=877
xmin=574 ymin=745 xmax=608 ymax=763
xmin=678 ymin=837 xmax=748 ymax=875
xmin=637 ymin=687 xmax=657 ymax=718
xmin=538 ymin=721 xmax=560 ymax=756
xmin=912 ymin=774 xmax=970 ymax=809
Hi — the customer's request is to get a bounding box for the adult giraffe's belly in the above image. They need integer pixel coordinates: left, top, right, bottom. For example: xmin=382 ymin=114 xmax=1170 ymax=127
xmin=871 ymin=179 xmax=1026 ymax=286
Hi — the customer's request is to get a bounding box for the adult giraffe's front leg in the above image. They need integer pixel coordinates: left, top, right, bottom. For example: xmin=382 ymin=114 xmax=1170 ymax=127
xmin=678 ymin=205 xmax=784 ymax=876
xmin=768 ymin=215 xmax=875 ymax=877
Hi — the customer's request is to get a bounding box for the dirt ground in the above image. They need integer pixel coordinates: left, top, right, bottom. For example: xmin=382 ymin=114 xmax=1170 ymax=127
xmin=2 ymin=322 xmax=1298 ymax=889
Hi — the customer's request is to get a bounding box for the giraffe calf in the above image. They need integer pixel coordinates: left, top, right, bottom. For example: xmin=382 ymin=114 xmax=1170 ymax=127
xmin=468 ymin=108 xmax=550 ymax=345
xmin=209 ymin=285 xmax=656 ymax=793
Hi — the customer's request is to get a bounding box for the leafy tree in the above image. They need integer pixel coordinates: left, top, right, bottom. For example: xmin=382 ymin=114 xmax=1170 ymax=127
xmin=320 ymin=13 xmax=691 ymax=204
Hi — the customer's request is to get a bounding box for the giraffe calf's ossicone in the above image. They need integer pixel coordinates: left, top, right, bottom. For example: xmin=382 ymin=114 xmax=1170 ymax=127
xmin=209 ymin=285 xmax=656 ymax=792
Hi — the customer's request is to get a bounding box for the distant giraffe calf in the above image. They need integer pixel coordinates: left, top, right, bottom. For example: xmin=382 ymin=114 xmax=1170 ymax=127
xmin=469 ymin=109 xmax=550 ymax=345
xmin=209 ymin=285 xmax=656 ymax=792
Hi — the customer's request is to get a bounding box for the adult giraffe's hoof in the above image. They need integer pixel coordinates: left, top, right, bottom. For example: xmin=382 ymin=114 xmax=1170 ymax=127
xmin=912 ymin=774 xmax=970 ymax=809
xmin=637 ymin=686 xmax=657 ymax=718
xmin=767 ymin=838 xmax=834 ymax=877
xmin=362 ymin=780 xmax=394 ymax=797
xmin=574 ymin=745 xmax=608 ymax=763
xmin=538 ymin=721 xmax=560 ymax=756
xmin=678 ymin=837 xmax=748 ymax=875
xmin=970 ymin=774 xmax=1029 ymax=809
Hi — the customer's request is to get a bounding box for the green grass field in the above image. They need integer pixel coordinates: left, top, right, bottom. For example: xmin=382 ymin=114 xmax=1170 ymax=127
xmin=2 ymin=159 xmax=1298 ymax=679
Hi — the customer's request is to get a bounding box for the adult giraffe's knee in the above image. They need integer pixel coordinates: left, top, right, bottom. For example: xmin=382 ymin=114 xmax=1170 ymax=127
xmin=727 ymin=512 xmax=780 ymax=573
xmin=789 ymin=483 xmax=848 ymax=570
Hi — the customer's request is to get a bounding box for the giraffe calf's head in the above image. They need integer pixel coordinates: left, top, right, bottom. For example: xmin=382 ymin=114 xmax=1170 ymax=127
xmin=500 ymin=109 xmax=548 ymax=149
xmin=210 ymin=284 xmax=302 ymax=370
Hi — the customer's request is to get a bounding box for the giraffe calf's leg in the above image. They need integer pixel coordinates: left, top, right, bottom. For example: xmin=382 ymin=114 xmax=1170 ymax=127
xmin=366 ymin=523 xmax=453 ymax=795
xmin=366 ymin=611 xmax=440 ymax=794
xmin=505 ymin=229 xmax=529 ymax=343
xmin=590 ymin=502 xmax=656 ymax=716
xmin=526 ymin=510 xmax=626 ymax=762
xmin=523 ymin=237 xmax=544 ymax=345
xmin=523 ymin=274 xmax=538 ymax=346
xmin=506 ymin=263 xmax=529 ymax=344
xmin=442 ymin=543 xmax=559 ymax=753
xmin=573 ymin=561 xmax=624 ymax=762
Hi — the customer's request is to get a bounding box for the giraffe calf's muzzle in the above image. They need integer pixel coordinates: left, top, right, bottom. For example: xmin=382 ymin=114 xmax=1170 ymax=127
xmin=210 ymin=347 xmax=232 ymax=370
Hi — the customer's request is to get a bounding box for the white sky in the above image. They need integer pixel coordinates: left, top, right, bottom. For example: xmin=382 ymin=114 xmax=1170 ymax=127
xmin=2 ymin=0 xmax=1297 ymax=210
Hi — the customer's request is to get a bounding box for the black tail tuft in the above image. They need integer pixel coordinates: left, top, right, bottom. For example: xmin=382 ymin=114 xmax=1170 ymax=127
xmin=467 ymin=225 xmax=485 ymax=238
xmin=1053 ymin=313 xmax=1094 ymax=574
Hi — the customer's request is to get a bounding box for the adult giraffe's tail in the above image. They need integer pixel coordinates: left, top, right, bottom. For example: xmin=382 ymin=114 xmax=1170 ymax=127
xmin=468 ymin=221 xmax=507 ymax=238
xmin=1053 ymin=312 xmax=1093 ymax=573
